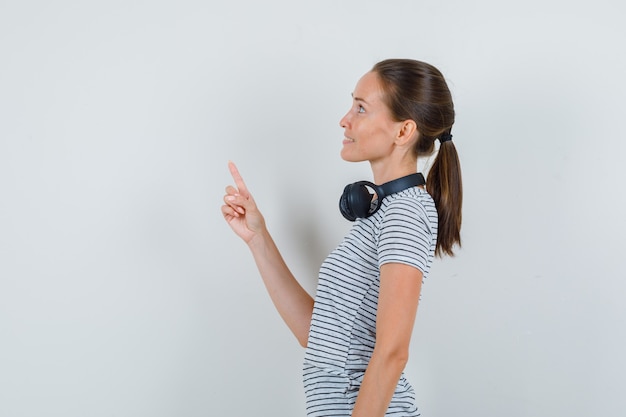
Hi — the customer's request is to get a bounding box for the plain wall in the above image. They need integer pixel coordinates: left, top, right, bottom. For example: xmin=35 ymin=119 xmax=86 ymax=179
xmin=1 ymin=1 xmax=625 ymax=416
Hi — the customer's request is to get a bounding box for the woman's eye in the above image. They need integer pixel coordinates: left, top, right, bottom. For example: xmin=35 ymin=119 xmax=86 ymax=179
xmin=357 ymin=105 xmax=365 ymax=113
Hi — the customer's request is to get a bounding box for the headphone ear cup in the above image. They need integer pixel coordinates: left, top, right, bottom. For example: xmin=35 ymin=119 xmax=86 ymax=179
xmin=339 ymin=182 xmax=373 ymax=221
xmin=339 ymin=184 xmax=356 ymax=221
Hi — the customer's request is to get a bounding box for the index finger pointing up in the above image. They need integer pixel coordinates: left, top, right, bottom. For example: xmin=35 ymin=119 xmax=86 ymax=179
xmin=228 ymin=161 xmax=250 ymax=198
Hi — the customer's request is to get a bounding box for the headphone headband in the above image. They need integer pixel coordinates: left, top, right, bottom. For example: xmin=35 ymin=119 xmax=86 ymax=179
xmin=379 ymin=173 xmax=426 ymax=196
xmin=339 ymin=173 xmax=426 ymax=221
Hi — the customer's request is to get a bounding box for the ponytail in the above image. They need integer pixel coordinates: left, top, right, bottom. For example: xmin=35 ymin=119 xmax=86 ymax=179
xmin=427 ymin=135 xmax=463 ymax=257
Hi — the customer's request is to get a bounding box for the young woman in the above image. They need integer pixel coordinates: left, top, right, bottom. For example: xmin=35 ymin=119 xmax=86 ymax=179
xmin=222 ymin=59 xmax=462 ymax=417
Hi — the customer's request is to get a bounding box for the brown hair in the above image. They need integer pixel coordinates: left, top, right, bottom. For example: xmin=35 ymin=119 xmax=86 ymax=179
xmin=372 ymin=59 xmax=463 ymax=257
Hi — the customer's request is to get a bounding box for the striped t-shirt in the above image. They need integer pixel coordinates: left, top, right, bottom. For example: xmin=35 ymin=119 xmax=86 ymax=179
xmin=303 ymin=185 xmax=438 ymax=417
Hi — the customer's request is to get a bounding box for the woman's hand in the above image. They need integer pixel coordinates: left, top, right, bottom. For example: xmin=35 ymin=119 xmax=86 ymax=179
xmin=221 ymin=161 xmax=266 ymax=244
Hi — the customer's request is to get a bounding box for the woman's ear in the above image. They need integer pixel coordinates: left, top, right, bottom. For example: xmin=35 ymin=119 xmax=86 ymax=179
xmin=395 ymin=119 xmax=418 ymax=146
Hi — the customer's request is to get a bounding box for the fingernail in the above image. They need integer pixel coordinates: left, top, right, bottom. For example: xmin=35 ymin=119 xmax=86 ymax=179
xmin=226 ymin=196 xmax=235 ymax=201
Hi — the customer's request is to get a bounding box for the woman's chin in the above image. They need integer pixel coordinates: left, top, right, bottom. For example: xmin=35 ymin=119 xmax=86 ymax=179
xmin=340 ymin=148 xmax=361 ymax=162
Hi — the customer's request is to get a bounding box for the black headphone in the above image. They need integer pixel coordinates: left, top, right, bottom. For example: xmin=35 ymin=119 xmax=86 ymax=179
xmin=339 ymin=173 xmax=426 ymax=221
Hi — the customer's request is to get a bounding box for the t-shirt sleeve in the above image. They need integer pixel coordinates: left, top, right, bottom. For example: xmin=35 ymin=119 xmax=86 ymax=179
xmin=377 ymin=197 xmax=436 ymax=273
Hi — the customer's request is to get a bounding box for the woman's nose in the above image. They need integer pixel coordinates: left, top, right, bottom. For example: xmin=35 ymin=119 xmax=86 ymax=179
xmin=339 ymin=112 xmax=350 ymax=128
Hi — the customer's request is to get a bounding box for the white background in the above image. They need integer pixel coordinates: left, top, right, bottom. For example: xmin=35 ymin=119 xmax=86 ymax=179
xmin=1 ymin=1 xmax=625 ymax=416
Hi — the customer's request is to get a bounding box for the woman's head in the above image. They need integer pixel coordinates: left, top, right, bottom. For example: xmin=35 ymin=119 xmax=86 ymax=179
xmin=371 ymin=59 xmax=463 ymax=257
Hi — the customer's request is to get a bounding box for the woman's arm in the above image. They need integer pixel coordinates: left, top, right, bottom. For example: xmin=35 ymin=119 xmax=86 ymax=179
xmin=351 ymin=262 xmax=423 ymax=417
xmin=222 ymin=162 xmax=314 ymax=347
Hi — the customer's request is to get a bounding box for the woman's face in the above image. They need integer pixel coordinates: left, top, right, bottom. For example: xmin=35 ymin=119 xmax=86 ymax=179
xmin=339 ymin=71 xmax=403 ymax=164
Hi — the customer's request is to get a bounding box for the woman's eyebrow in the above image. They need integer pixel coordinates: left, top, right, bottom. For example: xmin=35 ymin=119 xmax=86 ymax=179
xmin=351 ymin=93 xmax=369 ymax=104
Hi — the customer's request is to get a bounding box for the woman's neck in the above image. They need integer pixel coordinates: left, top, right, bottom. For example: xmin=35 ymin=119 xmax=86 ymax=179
xmin=370 ymin=157 xmax=418 ymax=184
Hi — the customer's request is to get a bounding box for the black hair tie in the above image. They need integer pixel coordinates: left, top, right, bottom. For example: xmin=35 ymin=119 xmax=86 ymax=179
xmin=440 ymin=133 xmax=453 ymax=143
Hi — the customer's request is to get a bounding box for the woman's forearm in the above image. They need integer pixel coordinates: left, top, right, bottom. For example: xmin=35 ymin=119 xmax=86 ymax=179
xmin=351 ymin=350 xmax=408 ymax=417
xmin=248 ymin=229 xmax=314 ymax=347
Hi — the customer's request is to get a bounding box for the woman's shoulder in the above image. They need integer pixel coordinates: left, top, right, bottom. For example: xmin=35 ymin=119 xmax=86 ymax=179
xmin=372 ymin=188 xmax=435 ymax=230
xmin=384 ymin=187 xmax=436 ymax=214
